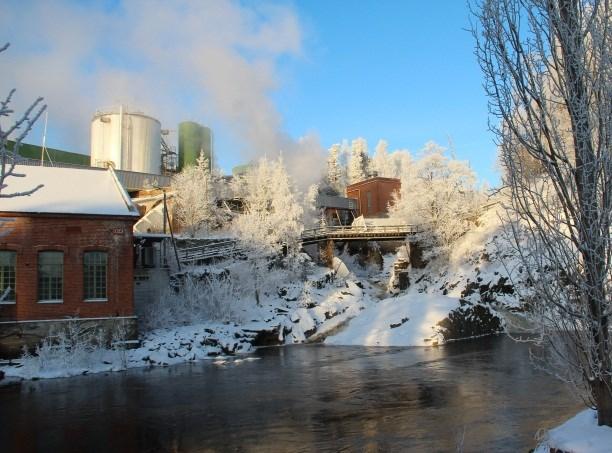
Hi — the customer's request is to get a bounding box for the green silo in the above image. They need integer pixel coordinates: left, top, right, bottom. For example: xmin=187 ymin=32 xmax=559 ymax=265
xmin=178 ymin=121 xmax=213 ymax=170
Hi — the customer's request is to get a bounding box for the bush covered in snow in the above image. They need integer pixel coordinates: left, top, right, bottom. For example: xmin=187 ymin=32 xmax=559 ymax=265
xmin=140 ymin=273 xmax=239 ymax=331
xmin=16 ymin=319 xmax=131 ymax=379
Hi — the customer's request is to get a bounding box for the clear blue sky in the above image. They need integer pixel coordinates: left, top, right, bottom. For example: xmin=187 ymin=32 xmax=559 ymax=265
xmin=273 ymin=0 xmax=498 ymax=185
xmin=3 ymin=0 xmax=499 ymax=186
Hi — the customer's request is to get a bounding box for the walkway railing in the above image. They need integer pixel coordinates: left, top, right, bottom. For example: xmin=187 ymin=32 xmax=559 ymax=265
xmin=176 ymin=225 xmax=421 ymax=263
xmin=301 ymin=224 xmax=421 ymax=243
xmin=177 ymin=240 xmax=242 ymax=264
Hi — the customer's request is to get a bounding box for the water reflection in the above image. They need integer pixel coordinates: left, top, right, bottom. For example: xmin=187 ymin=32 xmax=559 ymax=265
xmin=0 ymin=336 xmax=580 ymax=452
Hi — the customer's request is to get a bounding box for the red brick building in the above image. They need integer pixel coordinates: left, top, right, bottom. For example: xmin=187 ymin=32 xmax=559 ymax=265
xmin=0 ymin=165 xmax=140 ymax=355
xmin=346 ymin=177 xmax=401 ymax=217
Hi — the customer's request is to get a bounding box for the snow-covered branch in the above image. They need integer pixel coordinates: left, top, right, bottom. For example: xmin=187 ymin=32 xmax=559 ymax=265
xmin=472 ymin=0 xmax=612 ymax=426
xmin=0 ymin=42 xmax=47 ymax=199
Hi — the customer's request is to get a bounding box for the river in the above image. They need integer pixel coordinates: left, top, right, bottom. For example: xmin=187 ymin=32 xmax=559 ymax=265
xmin=0 ymin=336 xmax=581 ymax=452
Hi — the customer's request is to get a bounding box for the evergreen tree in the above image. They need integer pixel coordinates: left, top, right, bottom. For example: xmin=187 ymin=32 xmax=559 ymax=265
xmin=347 ymin=137 xmax=369 ymax=184
xmin=326 ymin=143 xmax=344 ymax=194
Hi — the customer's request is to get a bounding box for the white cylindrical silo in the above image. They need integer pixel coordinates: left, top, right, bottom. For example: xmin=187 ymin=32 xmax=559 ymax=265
xmin=90 ymin=107 xmax=162 ymax=174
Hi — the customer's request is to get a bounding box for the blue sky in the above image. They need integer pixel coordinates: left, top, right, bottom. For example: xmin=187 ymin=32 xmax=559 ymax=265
xmin=273 ymin=1 xmax=498 ymax=184
xmin=2 ymin=0 xmax=499 ymax=186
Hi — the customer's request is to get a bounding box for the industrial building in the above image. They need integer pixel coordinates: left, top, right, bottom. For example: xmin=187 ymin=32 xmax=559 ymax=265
xmin=0 ymin=165 xmax=140 ymax=357
xmin=10 ymin=107 xmax=214 ymax=190
xmin=0 ymin=106 xmax=221 ymax=355
xmin=11 ymin=107 xmax=216 ymax=203
xmin=316 ymin=194 xmax=358 ymax=226
xmin=346 ymin=177 xmax=401 ymax=218
xmin=5 ymin=140 xmax=90 ymax=166
xmin=91 ymin=107 xmax=162 ymax=174
xmin=178 ymin=121 xmax=213 ymax=170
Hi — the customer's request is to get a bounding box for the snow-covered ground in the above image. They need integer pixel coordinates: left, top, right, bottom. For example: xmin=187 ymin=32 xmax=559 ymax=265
xmin=534 ymin=410 xmax=612 ymax=453
xmin=324 ymin=291 xmax=459 ymax=346
xmin=0 ymin=257 xmax=376 ymax=380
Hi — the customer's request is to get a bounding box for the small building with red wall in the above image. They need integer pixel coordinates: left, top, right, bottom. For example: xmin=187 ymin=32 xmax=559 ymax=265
xmin=346 ymin=177 xmax=401 ymax=217
xmin=0 ymin=165 xmax=140 ymax=357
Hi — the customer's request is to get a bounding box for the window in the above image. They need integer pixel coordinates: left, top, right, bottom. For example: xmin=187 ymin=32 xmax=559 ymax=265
xmin=366 ymin=191 xmax=373 ymax=213
xmin=0 ymin=251 xmax=16 ymax=303
xmin=84 ymin=252 xmax=107 ymax=301
xmin=38 ymin=251 xmax=63 ymax=302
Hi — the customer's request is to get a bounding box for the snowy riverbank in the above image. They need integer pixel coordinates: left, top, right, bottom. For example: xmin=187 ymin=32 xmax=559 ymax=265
xmin=0 ymin=208 xmax=529 ymax=382
xmin=0 ymin=252 xmax=465 ymax=381
xmin=534 ymin=410 xmax=612 ymax=453
xmin=325 ymin=291 xmax=459 ymax=346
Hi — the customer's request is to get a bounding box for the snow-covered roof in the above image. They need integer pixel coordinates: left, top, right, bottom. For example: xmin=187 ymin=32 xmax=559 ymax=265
xmin=0 ymin=165 xmax=140 ymax=217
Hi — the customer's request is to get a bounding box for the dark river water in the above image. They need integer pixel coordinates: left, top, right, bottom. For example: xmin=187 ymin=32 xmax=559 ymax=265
xmin=0 ymin=336 xmax=581 ymax=452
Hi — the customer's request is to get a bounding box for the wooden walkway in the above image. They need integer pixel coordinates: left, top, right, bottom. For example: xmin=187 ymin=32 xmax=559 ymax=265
xmin=174 ymin=224 xmax=421 ymax=265
xmin=301 ymin=224 xmax=421 ymax=245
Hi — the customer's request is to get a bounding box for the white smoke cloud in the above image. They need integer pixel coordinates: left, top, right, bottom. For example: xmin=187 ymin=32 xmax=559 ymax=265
xmin=0 ymin=0 xmax=325 ymax=186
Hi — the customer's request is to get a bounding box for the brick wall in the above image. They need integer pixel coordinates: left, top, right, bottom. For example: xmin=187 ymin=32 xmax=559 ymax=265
xmin=0 ymin=214 xmax=136 ymax=321
xmin=346 ymin=177 xmax=401 ymax=217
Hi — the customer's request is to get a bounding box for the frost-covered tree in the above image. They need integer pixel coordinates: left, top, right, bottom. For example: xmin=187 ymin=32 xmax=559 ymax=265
xmin=473 ymin=0 xmax=612 ymax=425
xmin=391 ymin=149 xmax=413 ymax=179
xmin=390 ymin=142 xmax=484 ymax=255
xmin=172 ymin=151 xmax=218 ymax=237
xmin=232 ymin=156 xmax=303 ymax=257
xmin=302 ymin=183 xmax=321 ymax=228
xmin=326 ymin=143 xmax=345 ymax=194
xmin=371 ymin=139 xmax=391 ymax=177
xmin=372 ymin=141 xmax=413 ymax=179
xmin=0 ymin=43 xmax=46 ymax=198
xmin=347 ymin=137 xmax=370 ymax=184
xmin=232 ymin=156 xmax=304 ymax=305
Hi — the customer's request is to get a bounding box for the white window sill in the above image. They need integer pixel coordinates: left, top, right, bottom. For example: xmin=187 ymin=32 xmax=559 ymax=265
xmin=0 ymin=301 xmax=16 ymax=305
xmin=84 ymin=298 xmax=108 ymax=303
xmin=38 ymin=300 xmax=63 ymax=304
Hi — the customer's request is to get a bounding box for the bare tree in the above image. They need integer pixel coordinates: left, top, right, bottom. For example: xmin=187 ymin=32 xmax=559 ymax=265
xmin=472 ymin=0 xmax=611 ymax=425
xmin=0 ymin=43 xmax=46 ymax=198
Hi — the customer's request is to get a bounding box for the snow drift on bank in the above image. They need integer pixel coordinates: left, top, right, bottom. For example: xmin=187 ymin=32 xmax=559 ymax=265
xmin=324 ymin=291 xmax=459 ymax=347
xmin=534 ymin=409 xmax=612 ymax=453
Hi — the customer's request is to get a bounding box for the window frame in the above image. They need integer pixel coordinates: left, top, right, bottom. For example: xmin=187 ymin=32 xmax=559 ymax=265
xmin=37 ymin=251 xmax=64 ymax=304
xmin=0 ymin=250 xmax=17 ymax=305
xmin=83 ymin=251 xmax=108 ymax=302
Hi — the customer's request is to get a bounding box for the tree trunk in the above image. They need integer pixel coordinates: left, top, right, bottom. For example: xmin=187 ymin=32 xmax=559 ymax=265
xmin=593 ymin=378 xmax=612 ymax=427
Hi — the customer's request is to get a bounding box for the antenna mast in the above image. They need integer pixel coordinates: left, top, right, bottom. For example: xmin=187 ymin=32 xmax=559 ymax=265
xmin=40 ymin=111 xmax=48 ymax=165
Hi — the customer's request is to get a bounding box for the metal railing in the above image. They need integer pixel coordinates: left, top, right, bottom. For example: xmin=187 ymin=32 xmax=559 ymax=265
xmin=177 ymin=240 xmax=241 ymax=264
xmin=301 ymin=224 xmax=421 ymax=242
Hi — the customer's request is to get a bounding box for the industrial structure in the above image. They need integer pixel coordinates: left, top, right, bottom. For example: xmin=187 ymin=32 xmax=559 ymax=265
xmin=178 ymin=121 xmax=213 ymax=170
xmin=0 ymin=165 xmax=140 ymax=357
xmin=10 ymin=107 xmax=213 ymax=186
xmin=90 ymin=106 xmax=163 ymax=175
xmin=6 ymin=140 xmax=90 ymax=166
xmin=346 ymin=177 xmax=401 ymax=218
xmin=316 ymin=194 xmax=358 ymax=226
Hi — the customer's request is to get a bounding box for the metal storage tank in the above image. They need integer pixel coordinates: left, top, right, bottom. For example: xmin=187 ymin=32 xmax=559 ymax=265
xmin=90 ymin=106 xmax=162 ymax=175
xmin=178 ymin=121 xmax=213 ymax=170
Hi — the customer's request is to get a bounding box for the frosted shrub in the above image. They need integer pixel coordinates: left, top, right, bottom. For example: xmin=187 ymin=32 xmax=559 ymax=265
xmin=141 ymin=274 xmax=237 ymax=331
xmin=111 ymin=318 xmax=131 ymax=370
xmin=18 ymin=320 xmax=129 ymax=378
